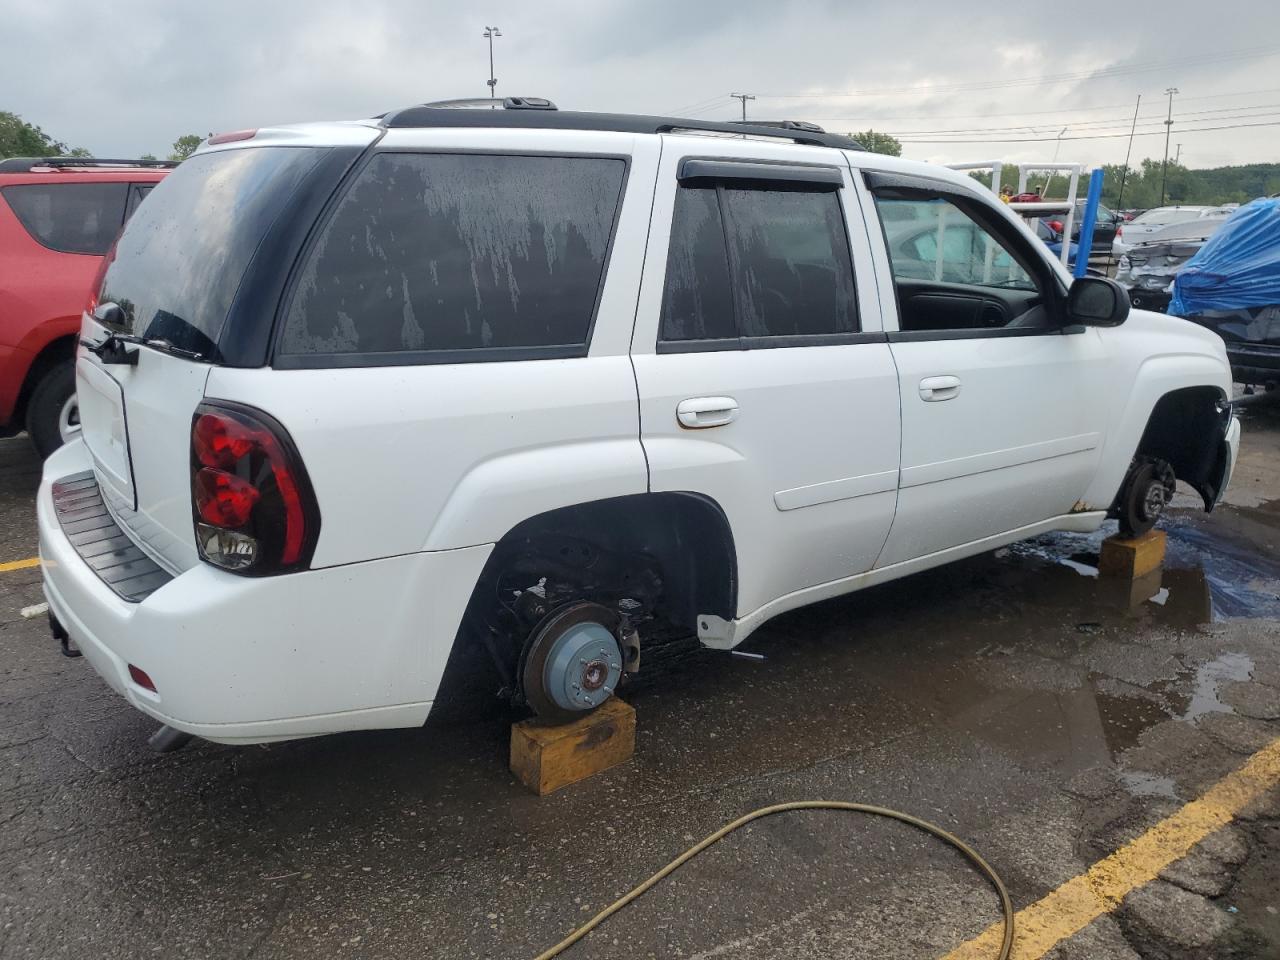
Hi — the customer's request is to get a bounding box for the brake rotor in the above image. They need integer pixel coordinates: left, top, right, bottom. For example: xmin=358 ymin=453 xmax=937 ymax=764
xmin=521 ymin=602 xmax=622 ymax=721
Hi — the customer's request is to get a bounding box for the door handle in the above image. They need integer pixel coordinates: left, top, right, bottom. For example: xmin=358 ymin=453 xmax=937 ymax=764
xmin=677 ymin=396 xmax=738 ymax=429
xmin=919 ymin=376 xmax=961 ymax=402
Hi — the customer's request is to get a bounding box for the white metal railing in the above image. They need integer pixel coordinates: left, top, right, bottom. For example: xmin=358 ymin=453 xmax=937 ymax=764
xmin=947 ymin=161 xmax=1082 ymax=267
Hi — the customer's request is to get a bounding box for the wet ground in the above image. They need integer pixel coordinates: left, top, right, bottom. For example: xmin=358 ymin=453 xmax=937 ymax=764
xmin=2 ymin=397 xmax=1279 ymax=960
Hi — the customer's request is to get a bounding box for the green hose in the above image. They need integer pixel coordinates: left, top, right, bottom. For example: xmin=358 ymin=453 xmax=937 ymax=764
xmin=533 ymin=800 xmax=1014 ymax=960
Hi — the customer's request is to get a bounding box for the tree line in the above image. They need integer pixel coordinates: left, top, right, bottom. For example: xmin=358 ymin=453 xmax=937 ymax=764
xmin=1 ymin=111 xmax=203 ymax=162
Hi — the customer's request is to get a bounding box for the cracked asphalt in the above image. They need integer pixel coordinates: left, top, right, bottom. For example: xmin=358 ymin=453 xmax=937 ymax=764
xmin=2 ymin=396 xmax=1279 ymax=960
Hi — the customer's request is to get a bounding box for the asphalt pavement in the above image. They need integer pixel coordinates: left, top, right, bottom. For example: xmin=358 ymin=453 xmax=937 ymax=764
xmin=2 ymin=398 xmax=1279 ymax=960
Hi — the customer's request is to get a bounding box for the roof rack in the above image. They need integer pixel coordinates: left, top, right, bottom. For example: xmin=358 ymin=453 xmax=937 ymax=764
xmin=0 ymin=157 xmax=178 ymax=173
xmin=381 ymin=99 xmax=865 ymax=150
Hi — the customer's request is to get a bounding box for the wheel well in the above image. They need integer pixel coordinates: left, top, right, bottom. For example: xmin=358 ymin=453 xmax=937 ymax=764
xmin=1131 ymin=386 xmax=1229 ymax=510
xmin=13 ymin=334 xmax=76 ymax=429
xmin=436 ymin=493 xmax=737 ymax=713
xmin=483 ymin=491 xmax=736 ymax=627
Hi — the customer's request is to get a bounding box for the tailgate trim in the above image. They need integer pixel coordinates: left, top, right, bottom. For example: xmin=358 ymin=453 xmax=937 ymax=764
xmin=52 ymin=471 xmax=173 ymax=602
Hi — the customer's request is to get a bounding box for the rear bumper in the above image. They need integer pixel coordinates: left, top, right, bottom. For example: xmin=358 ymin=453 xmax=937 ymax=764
xmin=39 ymin=440 xmax=492 ymax=744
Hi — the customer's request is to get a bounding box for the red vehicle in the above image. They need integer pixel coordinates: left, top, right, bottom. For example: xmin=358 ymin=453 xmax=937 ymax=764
xmin=0 ymin=157 xmax=173 ymax=455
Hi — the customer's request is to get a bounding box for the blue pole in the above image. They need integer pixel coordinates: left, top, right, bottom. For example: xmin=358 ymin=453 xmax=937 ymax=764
xmin=1074 ymin=168 xmax=1105 ymax=278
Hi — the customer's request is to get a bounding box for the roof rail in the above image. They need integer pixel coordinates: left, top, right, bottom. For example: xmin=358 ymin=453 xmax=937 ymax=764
xmin=380 ymin=103 xmax=865 ymax=150
xmin=0 ymin=157 xmax=178 ymax=173
xmin=422 ymin=96 xmax=558 ymax=111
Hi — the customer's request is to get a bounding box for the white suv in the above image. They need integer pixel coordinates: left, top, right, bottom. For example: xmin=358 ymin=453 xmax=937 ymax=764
xmin=38 ymin=99 xmax=1240 ymax=749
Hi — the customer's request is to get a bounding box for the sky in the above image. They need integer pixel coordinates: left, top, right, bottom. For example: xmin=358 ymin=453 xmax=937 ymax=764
xmin=3 ymin=0 xmax=1280 ymax=171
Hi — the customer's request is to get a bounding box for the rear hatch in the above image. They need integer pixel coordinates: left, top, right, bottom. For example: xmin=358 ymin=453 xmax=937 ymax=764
xmin=76 ymin=142 xmax=348 ymax=573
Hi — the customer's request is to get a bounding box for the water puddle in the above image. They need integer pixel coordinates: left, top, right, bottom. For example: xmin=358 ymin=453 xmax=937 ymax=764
xmin=1184 ymin=650 xmax=1255 ymax=720
xmin=1010 ymin=514 xmax=1280 ymax=622
xmin=1117 ymin=770 xmax=1179 ymax=800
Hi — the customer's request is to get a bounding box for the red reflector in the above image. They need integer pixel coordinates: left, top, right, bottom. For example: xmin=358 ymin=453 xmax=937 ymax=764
xmin=207 ymin=129 xmax=257 ymax=145
xmin=194 ymin=468 xmax=261 ymax=527
xmin=1048 ymin=220 xmax=1063 ymax=233
xmin=128 ymin=664 xmax=157 ymax=692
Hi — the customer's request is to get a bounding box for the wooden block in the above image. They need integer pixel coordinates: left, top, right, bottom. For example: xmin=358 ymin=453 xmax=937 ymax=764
xmin=509 ymin=698 xmax=635 ymax=796
xmin=1099 ymin=529 xmax=1167 ymax=580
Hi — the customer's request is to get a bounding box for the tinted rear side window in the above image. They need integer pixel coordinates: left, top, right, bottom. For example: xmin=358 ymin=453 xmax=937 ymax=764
xmin=658 ymin=181 xmax=858 ymax=348
xmin=2 ymin=182 xmax=127 ymax=255
xmin=99 ymin=147 xmax=324 ymax=359
xmin=660 ymin=186 xmax=736 ymax=342
xmin=280 ymin=153 xmax=626 ymax=361
xmin=723 ymin=187 xmax=857 ymax=338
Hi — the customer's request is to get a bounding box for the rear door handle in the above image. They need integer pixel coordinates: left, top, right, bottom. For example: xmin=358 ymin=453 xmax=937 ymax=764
xmin=919 ymin=376 xmax=961 ymax=402
xmin=677 ymin=396 xmax=739 ymax=429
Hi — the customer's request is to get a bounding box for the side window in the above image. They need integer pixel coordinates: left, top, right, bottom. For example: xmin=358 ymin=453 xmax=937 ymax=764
xmin=280 ymin=153 xmax=626 ymax=360
xmin=723 ymin=187 xmax=858 ymax=338
xmin=872 ymin=188 xmax=1053 ymax=334
xmin=876 ymin=196 xmax=1035 ymax=291
xmin=1 ymin=182 xmax=128 ymax=255
xmin=659 ymin=177 xmax=858 ymax=348
xmin=659 ymin=187 xmax=736 ymax=342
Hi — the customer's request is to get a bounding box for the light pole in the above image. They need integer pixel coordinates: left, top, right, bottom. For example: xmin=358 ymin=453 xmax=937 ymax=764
xmin=1160 ymin=87 xmax=1179 ymax=205
xmin=730 ymin=92 xmax=755 ymax=122
xmin=483 ymin=26 xmax=502 ymax=100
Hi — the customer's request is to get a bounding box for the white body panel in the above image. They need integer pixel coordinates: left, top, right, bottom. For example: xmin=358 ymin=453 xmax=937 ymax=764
xmin=41 ymin=439 xmax=490 ymax=743
xmin=631 ymin=137 xmax=900 ymax=618
xmin=39 ymin=118 xmax=1241 ymax=743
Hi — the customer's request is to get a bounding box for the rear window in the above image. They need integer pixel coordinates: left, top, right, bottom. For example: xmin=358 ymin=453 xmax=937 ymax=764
xmin=99 ymin=147 xmax=324 ymax=359
xmin=2 ymin=182 xmax=127 ymax=255
xmin=279 ymin=152 xmax=626 ymax=362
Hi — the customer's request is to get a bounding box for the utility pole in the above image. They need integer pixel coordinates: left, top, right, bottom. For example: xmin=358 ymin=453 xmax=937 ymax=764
xmin=1160 ymin=87 xmax=1178 ymax=205
xmin=483 ymin=26 xmax=502 ymax=100
xmin=730 ymin=92 xmax=756 ymax=122
xmin=1175 ymin=143 xmax=1183 ymax=165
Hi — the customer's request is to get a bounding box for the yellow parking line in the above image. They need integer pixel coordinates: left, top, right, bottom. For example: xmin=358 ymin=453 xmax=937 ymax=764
xmin=0 ymin=557 xmax=40 ymax=573
xmin=943 ymin=736 xmax=1280 ymax=960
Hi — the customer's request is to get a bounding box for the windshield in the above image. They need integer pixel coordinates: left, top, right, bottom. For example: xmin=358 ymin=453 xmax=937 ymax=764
xmin=98 ymin=146 xmax=323 ymax=359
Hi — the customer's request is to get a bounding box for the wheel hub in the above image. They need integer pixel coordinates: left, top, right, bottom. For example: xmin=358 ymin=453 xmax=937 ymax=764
xmin=545 ymin=623 xmax=622 ymax=711
xmin=522 ymin=602 xmax=624 ymax=718
xmin=1140 ymin=480 xmax=1166 ymax=522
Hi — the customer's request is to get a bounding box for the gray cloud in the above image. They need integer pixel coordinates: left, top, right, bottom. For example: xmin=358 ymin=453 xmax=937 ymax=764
xmin=2 ymin=0 xmax=1278 ymax=169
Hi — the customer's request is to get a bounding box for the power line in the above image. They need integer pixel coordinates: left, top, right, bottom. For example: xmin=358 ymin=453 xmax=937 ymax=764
xmin=895 ymin=118 xmax=1280 ymax=144
xmin=860 ymin=103 xmax=1280 ymax=138
xmin=660 ymin=85 xmax=1280 ymax=128
xmin=663 ymin=93 xmax=732 ymax=116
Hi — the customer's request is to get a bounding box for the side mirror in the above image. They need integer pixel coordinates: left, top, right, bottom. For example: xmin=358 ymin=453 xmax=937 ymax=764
xmin=1067 ymin=276 xmax=1130 ymax=327
xmin=93 ymin=301 xmax=125 ymax=326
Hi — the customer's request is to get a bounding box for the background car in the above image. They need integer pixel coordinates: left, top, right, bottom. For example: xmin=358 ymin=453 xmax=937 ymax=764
xmin=1041 ymin=200 xmax=1121 ymax=258
xmin=1035 ymin=218 xmax=1081 ymax=265
xmin=0 ymin=156 xmax=173 ymax=456
xmin=1112 ymin=205 xmax=1223 ymax=257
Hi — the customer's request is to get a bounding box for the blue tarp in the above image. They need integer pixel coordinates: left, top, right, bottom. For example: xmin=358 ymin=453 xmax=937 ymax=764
xmin=1170 ymin=198 xmax=1280 ymax=316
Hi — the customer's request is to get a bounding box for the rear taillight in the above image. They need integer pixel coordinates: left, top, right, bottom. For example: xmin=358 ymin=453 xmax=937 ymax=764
xmin=190 ymin=402 xmax=319 ymax=574
xmin=1047 ymin=220 xmax=1063 ymax=233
